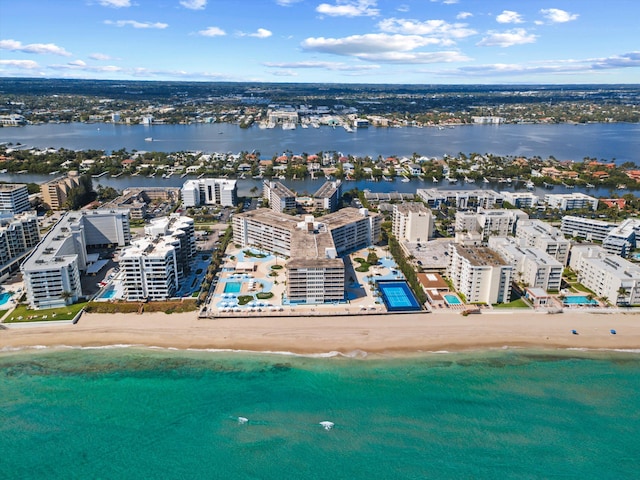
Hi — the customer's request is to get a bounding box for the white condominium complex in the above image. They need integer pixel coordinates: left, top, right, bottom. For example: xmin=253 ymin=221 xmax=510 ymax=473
xmin=500 ymin=191 xmax=538 ymax=209
xmin=233 ymin=207 xmax=381 ymax=304
xmin=561 ymin=215 xmax=614 ymax=242
xmin=181 ymin=178 xmax=237 ymax=207
xmin=417 ymin=188 xmax=503 ymax=210
xmin=0 ymin=212 xmax=40 ymax=280
xmin=569 ymin=245 xmax=640 ymax=306
xmin=120 ymin=214 xmax=196 ymax=301
xmin=21 ymin=209 xmax=130 ymax=309
xmin=515 ymin=220 xmax=570 ymax=265
xmin=313 ymin=180 xmax=342 ymax=212
xmin=0 ymin=183 xmax=30 ymax=214
xmin=454 ymin=208 xmax=528 ymax=241
xmin=392 ymin=203 xmax=434 ymax=243
xmin=263 ymin=181 xmax=296 ymax=213
xmin=544 ymin=192 xmax=598 ymax=211
xmin=489 ymin=237 xmax=563 ymax=292
xmin=447 ymin=244 xmax=513 ymax=304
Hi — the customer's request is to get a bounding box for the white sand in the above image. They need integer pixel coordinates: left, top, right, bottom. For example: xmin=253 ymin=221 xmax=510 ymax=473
xmin=2 ymin=309 xmax=639 ymax=355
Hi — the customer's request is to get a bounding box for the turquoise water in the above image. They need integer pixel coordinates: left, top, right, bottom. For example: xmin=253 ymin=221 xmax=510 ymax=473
xmin=224 ymin=282 xmax=242 ymax=293
xmin=1 ymin=349 xmax=639 ymax=479
xmin=99 ymin=287 xmax=117 ymax=300
xmin=564 ymin=295 xmax=599 ymax=305
xmin=0 ymin=291 xmax=12 ymax=308
xmin=444 ymin=294 xmax=462 ymax=305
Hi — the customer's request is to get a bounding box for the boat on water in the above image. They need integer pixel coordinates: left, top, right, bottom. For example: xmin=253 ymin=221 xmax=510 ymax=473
xmin=585 ymin=183 xmax=595 ymax=188
xmin=180 ymin=173 xmax=188 ymax=178
xmin=525 ymin=181 xmax=535 ymax=190
xmin=145 ymin=137 xmax=153 ymax=142
xmin=282 ymin=122 xmax=296 ymax=130
xmin=401 ymin=176 xmax=411 ymax=183
xmin=433 ymin=177 xmax=439 ymax=183
xmin=483 ymin=177 xmax=490 ymax=183
xmin=465 ymin=176 xmax=475 ymax=183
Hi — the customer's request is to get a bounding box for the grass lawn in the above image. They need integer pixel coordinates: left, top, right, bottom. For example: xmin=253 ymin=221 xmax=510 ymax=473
xmin=4 ymin=301 xmax=89 ymax=323
xmin=493 ymin=298 xmax=531 ymax=309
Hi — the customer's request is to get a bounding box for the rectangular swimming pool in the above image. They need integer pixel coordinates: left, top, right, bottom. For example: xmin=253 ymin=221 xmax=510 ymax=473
xmin=444 ymin=294 xmax=462 ymax=305
xmin=563 ymin=295 xmax=598 ymax=305
xmin=377 ymin=280 xmax=421 ymax=312
xmin=224 ymin=282 xmax=242 ymax=293
xmin=99 ymin=288 xmax=117 ymax=300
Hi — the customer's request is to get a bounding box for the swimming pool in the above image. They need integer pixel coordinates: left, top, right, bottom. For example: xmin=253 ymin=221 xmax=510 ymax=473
xmin=0 ymin=292 xmax=13 ymax=309
xmin=377 ymin=280 xmax=421 ymax=312
xmin=563 ymin=295 xmax=598 ymax=305
xmin=444 ymin=294 xmax=462 ymax=305
xmin=224 ymin=282 xmax=242 ymax=293
xmin=99 ymin=287 xmax=117 ymax=300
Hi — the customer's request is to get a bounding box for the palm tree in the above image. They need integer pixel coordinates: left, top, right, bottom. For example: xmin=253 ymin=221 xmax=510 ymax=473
xmin=60 ymin=291 xmax=73 ymax=304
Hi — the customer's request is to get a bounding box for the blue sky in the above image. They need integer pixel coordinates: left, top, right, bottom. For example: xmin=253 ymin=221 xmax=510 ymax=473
xmin=1 ymin=0 xmax=638 ymax=84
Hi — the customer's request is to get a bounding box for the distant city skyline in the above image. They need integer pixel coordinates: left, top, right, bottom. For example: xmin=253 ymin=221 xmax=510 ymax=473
xmin=1 ymin=0 xmax=638 ymax=84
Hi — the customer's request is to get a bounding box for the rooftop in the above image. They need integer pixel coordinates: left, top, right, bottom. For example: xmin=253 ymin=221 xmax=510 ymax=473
xmin=452 ymin=244 xmax=508 ymax=267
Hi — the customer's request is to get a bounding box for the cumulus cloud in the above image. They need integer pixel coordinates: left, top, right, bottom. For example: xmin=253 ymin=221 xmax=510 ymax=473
xmin=377 ymin=18 xmax=476 ymax=41
xmin=456 ymin=12 xmax=472 ymax=20
xmin=99 ymin=0 xmax=132 ymax=7
xmin=540 ymin=8 xmax=578 ymax=23
xmin=301 ymin=33 xmax=470 ymax=63
xmin=0 ymin=59 xmax=40 ymax=69
xmin=0 ymin=39 xmax=72 ymax=56
xmin=104 ymin=20 xmax=168 ymax=29
xmin=180 ymin=0 xmax=207 ymax=10
xmin=496 ymin=10 xmax=523 ymax=24
xmin=238 ymin=28 xmax=273 ymax=38
xmin=264 ymin=60 xmax=379 ymax=71
xmin=198 ymin=26 xmax=226 ymax=37
xmin=477 ymin=29 xmax=537 ymax=47
xmin=316 ymin=0 xmax=379 ymax=17
xmin=68 ymin=60 xmax=87 ymax=66
xmin=89 ymin=52 xmax=114 ymax=61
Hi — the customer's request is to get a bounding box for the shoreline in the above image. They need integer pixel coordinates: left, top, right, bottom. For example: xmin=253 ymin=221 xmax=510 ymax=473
xmin=2 ymin=310 xmax=640 ymax=357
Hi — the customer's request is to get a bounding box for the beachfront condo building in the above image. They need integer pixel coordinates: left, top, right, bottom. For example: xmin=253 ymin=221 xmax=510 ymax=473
xmin=569 ymin=245 xmax=640 ymax=306
xmin=0 ymin=183 xmax=30 ymax=214
xmin=392 ymin=203 xmax=435 ymax=243
xmin=40 ymin=172 xmax=82 ymax=210
xmin=500 ymin=191 xmax=539 ymax=209
xmin=263 ymin=180 xmax=296 ymax=213
xmin=233 ymin=207 xmax=381 ymax=304
xmin=447 ymin=244 xmax=513 ymax=304
xmin=0 ymin=212 xmax=40 ymax=281
xmin=21 ymin=209 xmax=130 ymax=309
xmin=119 ymin=214 xmax=196 ymax=301
xmin=544 ymin=192 xmax=598 ymax=211
xmin=455 ymin=208 xmax=528 ymax=242
xmin=181 ymin=178 xmax=237 ymax=208
xmin=515 ymin=220 xmax=570 ymax=265
xmin=489 ymin=237 xmax=563 ymax=292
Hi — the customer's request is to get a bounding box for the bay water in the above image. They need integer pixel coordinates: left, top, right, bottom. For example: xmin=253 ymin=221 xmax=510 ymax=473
xmin=1 ymin=348 xmax=639 ymax=479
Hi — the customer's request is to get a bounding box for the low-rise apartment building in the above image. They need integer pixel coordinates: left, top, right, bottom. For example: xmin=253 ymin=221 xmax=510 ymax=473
xmin=181 ymin=178 xmax=237 ymax=207
xmin=544 ymin=193 xmax=598 ymax=211
xmin=561 ymin=215 xmax=614 ymax=242
xmin=417 ymin=188 xmax=503 ymax=210
xmin=515 ymin=220 xmax=570 ymax=265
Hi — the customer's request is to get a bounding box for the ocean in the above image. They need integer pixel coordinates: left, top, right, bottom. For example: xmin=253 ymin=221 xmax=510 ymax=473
xmin=1 ymin=348 xmax=639 ymax=479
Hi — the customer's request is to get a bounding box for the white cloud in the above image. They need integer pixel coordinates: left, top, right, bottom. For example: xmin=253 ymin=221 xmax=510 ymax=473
xmin=272 ymin=70 xmax=299 ymax=77
xmin=238 ymin=28 xmax=273 ymax=38
xmin=104 ymin=20 xmax=168 ymax=29
xmin=302 ymin=33 xmax=470 ymax=64
xmin=377 ymin=18 xmax=476 ymax=41
xmin=316 ymin=0 xmax=379 ymax=18
xmin=275 ymin=0 xmax=301 ymax=5
xmin=89 ymin=53 xmax=114 ymax=61
xmin=180 ymin=0 xmax=207 ymax=10
xmin=477 ymin=29 xmax=537 ymax=47
xmin=68 ymin=59 xmax=87 ymax=66
xmin=540 ymin=8 xmax=578 ymax=23
xmin=0 ymin=59 xmax=40 ymax=69
xmin=264 ymin=60 xmax=379 ymax=71
xmin=496 ymin=10 xmax=523 ymax=24
xmin=456 ymin=12 xmax=472 ymax=20
xmin=99 ymin=0 xmax=132 ymax=7
xmin=198 ymin=26 xmax=226 ymax=37
xmin=0 ymin=39 xmax=72 ymax=56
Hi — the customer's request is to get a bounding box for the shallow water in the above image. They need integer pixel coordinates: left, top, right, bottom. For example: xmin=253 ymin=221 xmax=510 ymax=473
xmin=1 ymin=348 xmax=638 ymax=479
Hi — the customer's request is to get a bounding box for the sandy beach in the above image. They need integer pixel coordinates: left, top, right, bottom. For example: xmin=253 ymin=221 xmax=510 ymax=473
xmin=2 ymin=310 xmax=639 ymax=355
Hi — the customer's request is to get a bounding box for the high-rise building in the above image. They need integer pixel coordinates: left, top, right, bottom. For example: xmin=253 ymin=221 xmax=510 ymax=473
xmin=21 ymin=209 xmax=130 ymax=309
xmin=40 ymin=172 xmax=81 ymax=210
xmin=181 ymin=179 xmax=237 ymax=207
xmin=263 ymin=180 xmax=296 ymax=212
xmin=0 ymin=183 xmax=30 ymax=214
xmin=0 ymin=212 xmax=40 ymax=281
xmin=392 ymin=203 xmax=434 ymax=243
